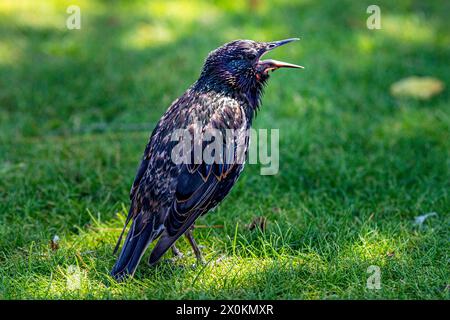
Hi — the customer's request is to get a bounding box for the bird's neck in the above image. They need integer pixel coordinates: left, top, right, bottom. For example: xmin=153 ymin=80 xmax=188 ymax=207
xmin=194 ymin=75 xmax=266 ymax=121
xmin=242 ymin=81 xmax=265 ymax=114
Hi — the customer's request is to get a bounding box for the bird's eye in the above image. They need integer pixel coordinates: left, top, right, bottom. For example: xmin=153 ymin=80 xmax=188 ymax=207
xmin=246 ymin=53 xmax=257 ymax=60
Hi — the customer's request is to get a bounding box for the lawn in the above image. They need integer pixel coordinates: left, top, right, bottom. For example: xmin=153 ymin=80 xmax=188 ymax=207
xmin=0 ymin=0 xmax=449 ymax=299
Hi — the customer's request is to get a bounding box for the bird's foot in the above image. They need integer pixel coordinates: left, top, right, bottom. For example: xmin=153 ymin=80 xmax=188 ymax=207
xmin=211 ymin=254 xmax=226 ymax=266
xmin=169 ymin=255 xmax=184 ymax=264
xmin=171 ymin=245 xmax=184 ymax=259
xmin=190 ymin=256 xmax=207 ymax=269
xmin=190 ymin=254 xmax=227 ymax=269
xmin=167 ymin=246 xmax=184 ymax=264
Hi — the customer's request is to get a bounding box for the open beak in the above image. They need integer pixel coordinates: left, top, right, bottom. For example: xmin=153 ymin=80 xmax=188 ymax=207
xmin=257 ymin=38 xmax=304 ymax=74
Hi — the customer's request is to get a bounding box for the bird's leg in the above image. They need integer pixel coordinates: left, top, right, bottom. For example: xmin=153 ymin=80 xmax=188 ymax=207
xmin=165 ymin=243 xmax=185 ymax=264
xmin=171 ymin=244 xmax=184 ymax=258
xmin=185 ymin=227 xmax=206 ymax=266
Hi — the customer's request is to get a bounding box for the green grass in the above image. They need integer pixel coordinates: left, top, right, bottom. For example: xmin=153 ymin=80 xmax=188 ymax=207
xmin=0 ymin=0 xmax=449 ymax=299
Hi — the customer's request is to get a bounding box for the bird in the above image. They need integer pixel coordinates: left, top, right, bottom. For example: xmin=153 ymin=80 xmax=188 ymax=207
xmin=111 ymin=38 xmax=303 ymax=280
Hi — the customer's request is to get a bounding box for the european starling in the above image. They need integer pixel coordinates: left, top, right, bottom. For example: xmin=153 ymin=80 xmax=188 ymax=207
xmin=111 ymin=38 xmax=303 ymax=280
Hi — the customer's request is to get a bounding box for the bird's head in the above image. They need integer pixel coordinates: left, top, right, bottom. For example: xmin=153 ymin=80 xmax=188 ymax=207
xmin=198 ymin=38 xmax=303 ymax=94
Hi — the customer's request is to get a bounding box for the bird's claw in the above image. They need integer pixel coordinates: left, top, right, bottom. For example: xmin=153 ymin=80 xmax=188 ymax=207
xmin=190 ymin=258 xmax=207 ymax=269
xmin=212 ymin=255 xmax=226 ymax=265
xmin=168 ymin=255 xmax=184 ymax=264
xmin=172 ymin=251 xmax=184 ymax=260
xmin=191 ymin=255 xmax=227 ymax=269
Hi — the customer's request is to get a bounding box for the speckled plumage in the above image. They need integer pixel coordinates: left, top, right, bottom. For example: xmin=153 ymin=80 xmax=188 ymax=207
xmin=111 ymin=39 xmax=302 ymax=280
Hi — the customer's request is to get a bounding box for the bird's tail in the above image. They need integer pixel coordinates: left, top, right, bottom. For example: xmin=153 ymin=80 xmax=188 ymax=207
xmin=110 ymin=217 xmax=155 ymax=281
xmin=148 ymin=233 xmax=178 ymax=266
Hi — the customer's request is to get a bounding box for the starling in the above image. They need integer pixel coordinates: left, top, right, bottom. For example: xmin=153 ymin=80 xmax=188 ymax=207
xmin=111 ymin=38 xmax=303 ymax=280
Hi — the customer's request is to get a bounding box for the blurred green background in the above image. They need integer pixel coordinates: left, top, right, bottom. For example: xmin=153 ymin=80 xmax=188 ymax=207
xmin=0 ymin=0 xmax=448 ymax=299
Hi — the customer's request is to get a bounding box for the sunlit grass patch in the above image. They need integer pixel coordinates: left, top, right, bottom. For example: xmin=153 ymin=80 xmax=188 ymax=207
xmin=0 ymin=0 xmax=99 ymax=30
xmin=148 ymin=0 xmax=221 ymax=24
xmin=121 ymin=22 xmax=177 ymax=49
xmin=382 ymin=14 xmax=435 ymax=44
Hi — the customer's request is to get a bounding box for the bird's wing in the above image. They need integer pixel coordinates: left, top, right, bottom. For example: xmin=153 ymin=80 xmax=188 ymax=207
xmin=129 ymin=146 xmax=151 ymax=201
xmin=149 ymin=155 xmax=243 ymax=265
xmin=167 ymin=158 xmax=235 ymax=235
xmin=112 ymin=119 xmax=170 ymax=254
xmin=148 ymin=97 xmax=248 ymax=263
xmin=167 ymin=97 xmax=248 ymax=237
xmin=112 ymin=152 xmax=150 ymax=254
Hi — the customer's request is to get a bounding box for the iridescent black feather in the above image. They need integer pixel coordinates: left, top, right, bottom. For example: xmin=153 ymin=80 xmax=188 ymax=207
xmin=111 ymin=39 xmax=300 ymax=280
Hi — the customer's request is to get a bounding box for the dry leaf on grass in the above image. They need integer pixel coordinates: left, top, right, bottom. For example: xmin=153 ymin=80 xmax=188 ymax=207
xmin=390 ymin=76 xmax=444 ymax=100
xmin=246 ymin=216 xmax=268 ymax=231
xmin=49 ymin=235 xmax=60 ymax=251
xmin=386 ymin=251 xmax=395 ymax=258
